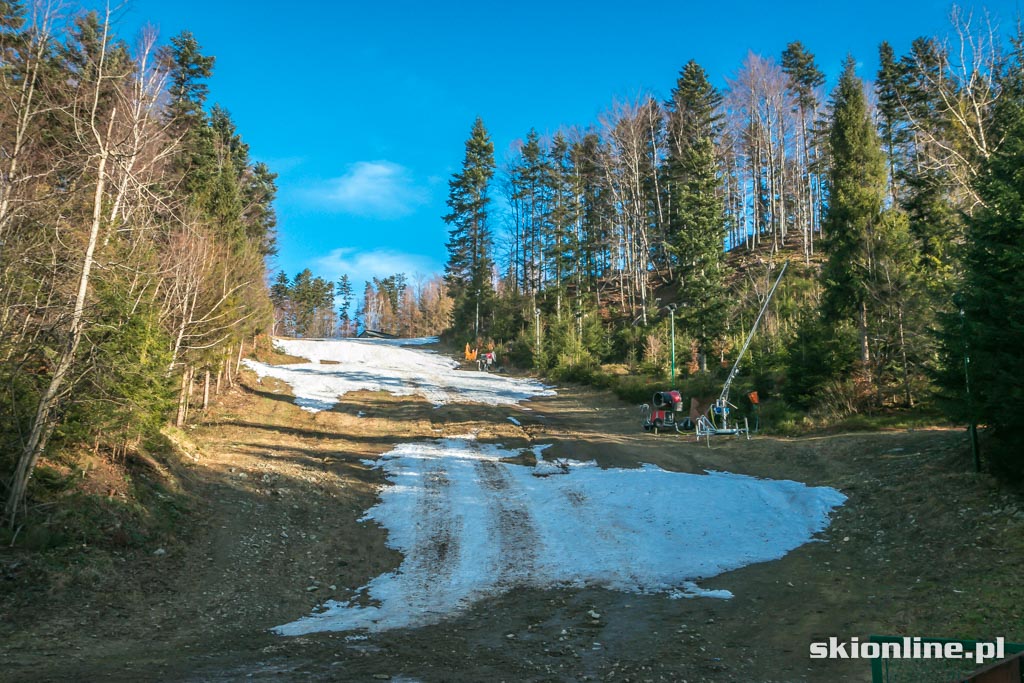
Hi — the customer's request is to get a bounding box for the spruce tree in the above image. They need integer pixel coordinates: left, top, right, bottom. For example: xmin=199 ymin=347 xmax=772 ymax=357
xmin=876 ymin=41 xmax=906 ymax=205
xmin=664 ymin=60 xmax=728 ymax=371
xmin=162 ymin=31 xmax=214 ymax=128
xmin=337 ymin=274 xmax=353 ymax=336
xmin=443 ymin=118 xmax=495 ymax=341
xmin=940 ymin=46 xmax=1024 ymax=478
xmin=820 ymin=57 xmax=888 ymax=367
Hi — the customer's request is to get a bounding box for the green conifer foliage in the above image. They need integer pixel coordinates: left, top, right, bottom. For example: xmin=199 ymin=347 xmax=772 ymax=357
xmin=820 ymin=58 xmax=888 ymax=367
xmin=443 ymin=118 xmax=496 ymax=341
xmin=941 ymin=45 xmax=1024 ymax=478
xmin=665 ymin=60 xmax=728 ymax=370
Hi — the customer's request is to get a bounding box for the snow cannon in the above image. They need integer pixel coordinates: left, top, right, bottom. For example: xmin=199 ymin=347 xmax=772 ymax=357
xmin=652 ymin=390 xmax=683 ymax=412
xmin=641 ymin=390 xmax=692 ymax=434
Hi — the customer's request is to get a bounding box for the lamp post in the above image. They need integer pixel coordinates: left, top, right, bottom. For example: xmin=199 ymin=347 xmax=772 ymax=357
xmin=534 ymin=308 xmax=541 ymax=359
xmin=475 ymin=288 xmax=480 ymax=342
xmin=960 ymin=307 xmax=980 ymax=472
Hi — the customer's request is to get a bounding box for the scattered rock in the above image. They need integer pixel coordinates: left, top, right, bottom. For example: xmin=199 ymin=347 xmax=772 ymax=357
xmin=153 ymin=548 xmax=166 ymax=557
xmin=587 ymin=610 xmax=601 ymax=620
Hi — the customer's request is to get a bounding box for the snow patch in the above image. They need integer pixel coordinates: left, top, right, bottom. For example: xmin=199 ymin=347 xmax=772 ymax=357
xmin=274 ymin=437 xmax=845 ymax=635
xmin=243 ymin=338 xmax=554 ymax=412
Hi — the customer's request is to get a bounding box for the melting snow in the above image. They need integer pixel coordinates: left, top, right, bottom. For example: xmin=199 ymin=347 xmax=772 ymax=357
xmin=274 ymin=437 xmax=846 ymax=635
xmin=243 ymin=338 xmax=554 ymax=411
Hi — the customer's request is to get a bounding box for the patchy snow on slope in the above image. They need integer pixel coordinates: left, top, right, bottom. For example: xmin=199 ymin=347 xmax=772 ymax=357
xmin=274 ymin=437 xmax=846 ymax=636
xmin=242 ymin=338 xmax=553 ymax=411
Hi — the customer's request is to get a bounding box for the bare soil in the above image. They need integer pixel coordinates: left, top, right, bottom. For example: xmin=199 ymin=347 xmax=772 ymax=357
xmin=2 ymin=352 xmax=1022 ymax=682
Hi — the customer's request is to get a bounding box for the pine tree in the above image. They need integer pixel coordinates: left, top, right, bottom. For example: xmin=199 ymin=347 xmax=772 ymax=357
xmin=443 ymin=118 xmax=495 ymax=341
xmin=664 ymin=60 xmax=728 ymax=371
xmin=820 ymin=57 xmax=888 ymax=368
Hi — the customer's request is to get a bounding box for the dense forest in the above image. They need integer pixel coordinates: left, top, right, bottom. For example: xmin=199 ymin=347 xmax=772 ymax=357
xmin=440 ymin=8 xmax=1023 ymax=479
xmin=0 ymin=5 xmax=276 ymax=523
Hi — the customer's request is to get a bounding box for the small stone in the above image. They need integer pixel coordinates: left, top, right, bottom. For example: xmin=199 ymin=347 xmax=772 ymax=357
xmin=329 ymin=584 xmax=337 ymax=591
xmin=306 ymin=586 xmax=318 ymax=592
xmin=153 ymin=548 xmax=166 ymax=556
xmin=506 ymin=633 xmax=515 ymax=639
xmin=587 ymin=610 xmax=600 ymax=619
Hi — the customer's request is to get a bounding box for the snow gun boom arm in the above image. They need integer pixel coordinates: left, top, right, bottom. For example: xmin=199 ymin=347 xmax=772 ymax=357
xmin=718 ymin=261 xmax=788 ymax=406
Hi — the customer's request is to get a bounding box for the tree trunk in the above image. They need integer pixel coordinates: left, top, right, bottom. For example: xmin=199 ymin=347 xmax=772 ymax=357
xmin=225 ymin=347 xmax=234 ymax=388
xmin=176 ymin=367 xmax=189 ymax=427
xmin=203 ymin=370 xmax=210 ymax=410
xmin=859 ymin=300 xmax=871 ymax=366
xmin=184 ymin=366 xmax=195 ymax=424
xmin=5 ymin=143 xmax=111 ymax=525
xmin=898 ymin=307 xmax=913 ymax=407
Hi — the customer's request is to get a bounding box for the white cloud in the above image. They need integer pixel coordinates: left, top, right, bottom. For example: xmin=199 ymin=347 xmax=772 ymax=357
xmin=306 ymin=161 xmax=429 ymax=219
xmin=313 ymin=247 xmax=441 ymax=290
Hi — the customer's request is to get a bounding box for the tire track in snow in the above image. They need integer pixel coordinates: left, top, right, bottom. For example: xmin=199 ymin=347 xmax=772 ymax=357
xmin=559 ymin=485 xmax=648 ymax=590
xmin=403 ymin=457 xmax=460 ymax=617
xmin=474 ymin=458 xmax=539 ymax=585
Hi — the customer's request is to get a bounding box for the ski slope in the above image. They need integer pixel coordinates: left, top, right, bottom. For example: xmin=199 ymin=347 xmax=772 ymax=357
xmin=251 ymin=337 xmax=846 ymax=635
xmin=243 ymin=337 xmax=554 ymax=411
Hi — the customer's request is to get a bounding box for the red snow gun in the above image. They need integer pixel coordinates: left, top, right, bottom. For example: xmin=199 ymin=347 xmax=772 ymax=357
xmin=641 ymin=390 xmax=693 ymax=434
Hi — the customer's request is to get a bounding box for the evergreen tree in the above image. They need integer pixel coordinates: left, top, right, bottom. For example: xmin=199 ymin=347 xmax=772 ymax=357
xmin=443 ymin=118 xmax=495 ymax=341
xmin=876 ymin=41 xmax=907 ymax=205
xmin=337 ymin=274 xmax=353 ymax=335
xmin=270 ymin=271 xmax=291 ymax=335
xmin=664 ymin=60 xmax=728 ymax=371
xmin=896 ymin=37 xmax=961 ymax=278
xmin=162 ymin=31 xmax=214 ymax=127
xmin=820 ymin=57 xmax=888 ymax=368
xmin=940 ymin=45 xmax=1024 ymax=478
xmin=546 ymin=132 xmax=579 ymax=317
xmin=782 ymin=41 xmax=826 ymax=257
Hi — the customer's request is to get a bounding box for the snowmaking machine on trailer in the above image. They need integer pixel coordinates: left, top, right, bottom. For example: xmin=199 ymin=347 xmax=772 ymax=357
xmin=641 ymin=261 xmax=788 ymax=443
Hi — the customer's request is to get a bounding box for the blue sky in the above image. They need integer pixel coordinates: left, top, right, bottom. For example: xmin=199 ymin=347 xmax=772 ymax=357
xmin=114 ymin=0 xmax=1020 ymax=289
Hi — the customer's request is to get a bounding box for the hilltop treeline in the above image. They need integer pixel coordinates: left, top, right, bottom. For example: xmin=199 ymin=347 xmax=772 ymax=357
xmin=268 ymin=270 xmax=452 ymax=338
xmin=0 ymin=7 xmax=276 ymax=522
xmin=442 ymin=8 xmax=1024 ymax=478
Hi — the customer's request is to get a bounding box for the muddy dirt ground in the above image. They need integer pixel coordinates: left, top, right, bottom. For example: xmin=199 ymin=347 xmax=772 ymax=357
xmin=2 ymin=350 xmax=1022 ymax=682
